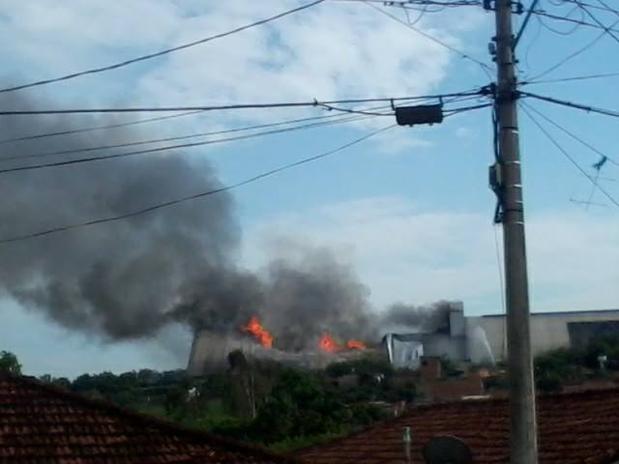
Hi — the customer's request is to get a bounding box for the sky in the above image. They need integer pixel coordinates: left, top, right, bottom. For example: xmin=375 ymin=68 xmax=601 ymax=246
xmin=0 ymin=0 xmax=618 ymax=378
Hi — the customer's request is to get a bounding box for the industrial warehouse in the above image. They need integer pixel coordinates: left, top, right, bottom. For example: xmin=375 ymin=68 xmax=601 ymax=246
xmin=187 ymin=302 xmax=619 ymax=374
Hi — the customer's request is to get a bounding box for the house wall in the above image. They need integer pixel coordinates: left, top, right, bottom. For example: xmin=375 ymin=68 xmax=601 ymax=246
xmin=466 ymin=310 xmax=619 ymax=362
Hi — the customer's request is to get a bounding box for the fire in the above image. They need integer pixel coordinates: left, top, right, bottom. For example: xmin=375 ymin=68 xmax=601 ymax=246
xmin=346 ymin=339 xmax=367 ymax=350
xmin=319 ymin=333 xmax=341 ymax=353
xmin=319 ymin=334 xmax=367 ymax=353
xmin=241 ymin=316 xmax=273 ymax=348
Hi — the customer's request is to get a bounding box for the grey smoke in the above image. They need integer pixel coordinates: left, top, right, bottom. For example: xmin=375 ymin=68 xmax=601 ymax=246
xmin=380 ymin=301 xmax=453 ymax=334
xmin=0 ymin=91 xmax=450 ymax=352
xmin=0 ymin=92 xmax=376 ymax=350
xmin=260 ymin=247 xmax=373 ymax=351
xmin=0 ymin=92 xmax=242 ymax=339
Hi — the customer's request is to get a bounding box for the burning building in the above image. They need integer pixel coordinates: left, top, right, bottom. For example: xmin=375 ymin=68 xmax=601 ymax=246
xmin=186 ymin=315 xmax=371 ymax=375
xmin=382 ymin=301 xmax=474 ymax=369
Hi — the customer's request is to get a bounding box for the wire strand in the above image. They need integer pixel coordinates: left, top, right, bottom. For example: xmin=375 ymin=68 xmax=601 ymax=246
xmin=0 ymin=0 xmax=325 ymax=94
xmin=0 ymin=109 xmax=386 ymax=163
xmin=527 ymin=16 xmax=619 ymax=81
xmin=520 ymin=90 xmax=619 ymax=119
xmin=363 ymin=1 xmax=494 ymax=79
xmin=521 ymin=102 xmax=619 ymax=166
xmin=0 ymin=113 xmax=379 ymax=175
xmin=520 ymin=102 xmax=619 ymax=208
xmin=0 ymin=91 xmax=483 ymax=116
xmin=0 ymin=111 xmax=204 ymax=145
xmin=0 ymin=124 xmax=395 ymax=244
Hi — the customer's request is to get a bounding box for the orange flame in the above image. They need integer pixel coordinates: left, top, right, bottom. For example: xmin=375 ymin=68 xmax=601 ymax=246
xmin=319 ymin=333 xmax=341 ymax=353
xmin=346 ymin=339 xmax=367 ymax=350
xmin=242 ymin=316 xmax=273 ymax=348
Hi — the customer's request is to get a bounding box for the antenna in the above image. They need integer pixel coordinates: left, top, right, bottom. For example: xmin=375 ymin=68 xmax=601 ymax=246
xmin=570 ymin=155 xmax=612 ymax=210
xmin=422 ymin=435 xmax=473 ymax=464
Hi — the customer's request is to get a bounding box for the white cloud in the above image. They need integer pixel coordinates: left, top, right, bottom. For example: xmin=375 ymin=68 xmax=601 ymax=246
xmin=0 ymin=0 xmax=489 ymax=153
xmin=242 ymin=197 xmax=619 ymax=315
xmin=135 ymin=2 xmax=453 ymax=106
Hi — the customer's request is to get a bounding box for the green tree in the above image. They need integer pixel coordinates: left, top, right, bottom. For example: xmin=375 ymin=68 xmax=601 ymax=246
xmin=0 ymin=351 xmax=21 ymax=375
xmin=584 ymin=335 xmax=619 ymax=369
xmin=249 ymin=369 xmax=351 ymax=444
xmin=534 ymin=348 xmax=583 ymax=392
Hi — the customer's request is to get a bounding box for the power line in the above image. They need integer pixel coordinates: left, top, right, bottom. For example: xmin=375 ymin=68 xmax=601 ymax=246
xmin=443 ymin=102 xmax=492 ymax=114
xmin=520 ymin=102 xmax=619 ymax=167
xmin=527 ymin=16 xmax=619 ymax=81
xmin=0 ymin=113 xmax=379 ymax=175
xmin=334 ymin=0 xmax=481 ymax=5
xmin=0 ymin=125 xmax=395 ymax=244
xmin=0 ymin=91 xmax=482 ymax=116
xmin=522 ymin=70 xmax=619 ymax=85
xmin=316 ymin=103 xmax=395 ymax=116
xmin=0 ymin=0 xmax=325 ymax=94
xmin=596 ymin=0 xmax=619 ymax=17
xmin=0 ymin=98 xmax=487 ymax=170
xmin=558 ymin=0 xmax=619 ymax=14
xmin=520 ymin=102 xmax=619 ymax=208
xmin=363 ymin=1 xmax=494 ymax=79
xmin=0 ymin=110 xmax=384 ymax=163
xmin=520 ymin=90 xmax=619 ymax=118
xmin=534 ymin=10 xmax=593 ymax=35
xmin=514 ymin=0 xmax=541 ymax=48
xmin=0 ymin=111 xmax=204 ymax=146
xmin=574 ymin=0 xmax=619 ymax=43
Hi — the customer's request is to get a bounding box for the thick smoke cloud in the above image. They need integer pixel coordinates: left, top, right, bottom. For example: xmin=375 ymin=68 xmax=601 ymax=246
xmin=0 ymin=92 xmax=243 ymax=339
xmin=380 ymin=301 xmax=453 ymax=334
xmin=0 ymin=92 xmax=453 ymax=352
xmin=261 ymin=247 xmax=373 ymax=351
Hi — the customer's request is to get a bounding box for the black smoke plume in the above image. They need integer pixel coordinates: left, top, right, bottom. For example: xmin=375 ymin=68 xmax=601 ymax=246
xmin=0 ymin=92 xmax=376 ymax=350
xmin=0 ymin=92 xmax=456 ymax=354
xmin=0 ymin=92 xmax=245 ymax=339
xmin=380 ymin=301 xmax=453 ymax=333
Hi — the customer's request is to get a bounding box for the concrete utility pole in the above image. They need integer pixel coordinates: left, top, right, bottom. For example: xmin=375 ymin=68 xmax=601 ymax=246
xmin=493 ymin=1 xmax=539 ymax=463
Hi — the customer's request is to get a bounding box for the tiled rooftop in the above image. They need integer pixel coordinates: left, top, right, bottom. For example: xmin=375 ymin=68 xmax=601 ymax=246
xmin=296 ymin=388 xmax=619 ymax=464
xmin=0 ymin=373 xmax=295 ymax=464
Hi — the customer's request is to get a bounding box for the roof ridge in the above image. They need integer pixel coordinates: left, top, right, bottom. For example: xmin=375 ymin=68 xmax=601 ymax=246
xmin=0 ymin=372 xmax=299 ymax=463
xmin=293 ymin=386 xmax=619 ymax=456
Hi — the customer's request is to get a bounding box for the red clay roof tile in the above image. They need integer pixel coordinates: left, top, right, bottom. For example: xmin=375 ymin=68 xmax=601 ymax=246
xmin=295 ymin=389 xmax=619 ymax=464
xmin=0 ymin=373 xmax=297 ymax=464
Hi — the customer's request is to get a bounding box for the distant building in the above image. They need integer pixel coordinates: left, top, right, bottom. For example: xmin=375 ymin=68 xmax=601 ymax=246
xmin=470 ymin=308 xmax=619 ymax=361
xmin=383 ymin=304 xmax=619 ymax=366
xmin=384 ymin=334 xmax=423 ymax=369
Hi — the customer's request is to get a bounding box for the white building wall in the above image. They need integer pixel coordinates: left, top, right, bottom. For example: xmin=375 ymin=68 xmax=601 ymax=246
xmin=466 ymin=310 xmax=619 ymax=363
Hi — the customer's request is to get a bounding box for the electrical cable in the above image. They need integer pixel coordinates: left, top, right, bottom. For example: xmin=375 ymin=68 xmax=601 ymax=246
xmin=0 ymin=98 xmax=487 ymax=169
xmin=0 ymin=112 xmax=380 ymax=175
xmin=596 ymin=0 xmax=619 ymax=17
xmin=363 ymin=1 xmax=494 ymax=79
xmin=520 ymin=90 xmax=619 ymax=119
xmin=0 ymin=124 xmax=396 ymax=244
xmin=527 ymin=16 xmax=619 ymax=81
xmin=520 ymin=102 xmax=619 ymax=167
xmin=316 ymin=103 xmax=395 ymax=116
xmin=514 ymin=0 xmax=541 ymax=48
xmin=0 ymin=0 xmax=325 ymax=94
xmin=522 ymin=70 xmax=619 ymax=85
xmin=520 ymin=102 xmax=619 ymax=208
xmin=574 ymin=0 xmax=619 ymax=43
xmin=0 ymin=90 xmax=484 ymax=116
xmin=532 ymin=8 xmax=619 ymax=34
xmin=332 ymin=0 xmax=481 ymax=5
xmin=559 ymin=0 xmax=619 ymax=14
xmin=0 ymin=109 xmax=387 ymax=163
xmin=0 ymin=111 xmax=203 ymax=146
